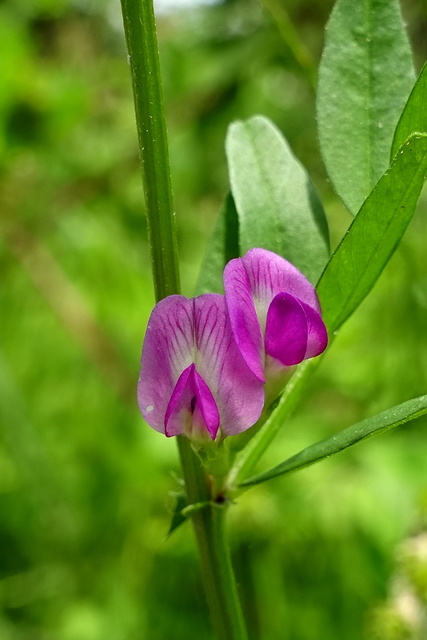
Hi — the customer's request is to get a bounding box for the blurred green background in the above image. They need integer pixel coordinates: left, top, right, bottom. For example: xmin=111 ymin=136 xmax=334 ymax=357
xmin=1 ymin=0 xmax=427 ymax=638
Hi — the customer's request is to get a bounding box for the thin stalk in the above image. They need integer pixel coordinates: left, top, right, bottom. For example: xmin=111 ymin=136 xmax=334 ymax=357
xmin=120 ymin=0 xmax=179 ymax=300
xmin=119 ymin=1 xmax=248 ymax=638
xmin=178 ymin=438 xmax=249 ymax=640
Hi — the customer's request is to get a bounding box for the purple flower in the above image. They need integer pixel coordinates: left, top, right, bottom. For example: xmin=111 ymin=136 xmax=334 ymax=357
xmin=138 ymin=294 xmax=264 ymax=441
xmin=223 ymin=248 xmax=328 ymax=384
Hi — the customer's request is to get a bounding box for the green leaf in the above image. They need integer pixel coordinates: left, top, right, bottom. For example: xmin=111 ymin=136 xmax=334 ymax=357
xmin=167 ymin=492 xmax=188 ymax=537
xmin=240 ymin=395 xmax=427 ymax=487
xmin=226 ymin=115 xmax=329 ymax=284
xmin=391 ymin=62 xmax=427 ymax=160
xmin=317 ymin=133 xmax=427 ymax=333
xmin=317 ymin=0 xmax=415 ymax=215
xmin=195 ymin=193 xmax=239 ymax=295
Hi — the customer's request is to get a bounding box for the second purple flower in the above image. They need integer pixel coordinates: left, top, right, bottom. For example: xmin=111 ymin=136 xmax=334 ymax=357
xmin=223 ymin=248 xmax=328 ymax=383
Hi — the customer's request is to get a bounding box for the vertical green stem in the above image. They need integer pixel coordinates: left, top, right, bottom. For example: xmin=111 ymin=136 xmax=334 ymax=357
xmin=120 ymin=0 xmax=179 ymax=300
xmin=119 ymin=1 xmax=248 ymax=638
xmin=178 ymin=438 xmax=249 ymax=640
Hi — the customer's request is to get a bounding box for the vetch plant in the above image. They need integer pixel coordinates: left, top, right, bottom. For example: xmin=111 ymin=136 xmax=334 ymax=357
xmin=119 ymin=0 xmax=427 ymax=637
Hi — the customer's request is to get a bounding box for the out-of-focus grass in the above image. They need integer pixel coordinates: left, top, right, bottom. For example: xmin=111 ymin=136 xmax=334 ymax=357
xmin=0 ymin=0 xmax=426 ymax=638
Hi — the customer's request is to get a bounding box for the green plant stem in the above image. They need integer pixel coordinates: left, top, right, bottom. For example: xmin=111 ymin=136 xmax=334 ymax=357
xmin=120 ymin=0 xmax=179 ymax=299
xmin=178 ymin=439 xmax=249 ymax=640
xmin=120 ymin=1 xmax=248 ymax=638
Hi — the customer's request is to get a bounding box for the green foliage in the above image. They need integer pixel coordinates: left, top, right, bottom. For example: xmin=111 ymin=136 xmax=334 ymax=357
xmin=241 ymin=394 xmax=427 ymax=486
xmin=317 ymin=133 xmax=427 ymax=332
xmin=196 ymin=193 xmax=239 ymax=295
xmin=391 ymin=62 xmax=427 ymax=159
xmin=197 ymin=114 xmax=330 ymax=294
xmin=317 ymin=0 xmax=415 ymax=214
xmin=226 ymin=115 xmax=329 ymax=283
xmin=167 ymin=491 xmax=188 ymax=536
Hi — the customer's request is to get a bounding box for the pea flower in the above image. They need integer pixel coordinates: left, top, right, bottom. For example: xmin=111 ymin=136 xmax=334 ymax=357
xmin=138 ymin=293 xmax=264 ymax=441
xmin=223 ymin=248 xmax=328 ymax=386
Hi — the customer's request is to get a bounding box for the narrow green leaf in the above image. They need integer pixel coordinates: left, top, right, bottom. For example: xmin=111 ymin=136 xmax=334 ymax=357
xmin=317 ymin=133 xmax=427 ymax=333
xmin=167 ymin=492 xmax=188 ymax=537
xmin=195 ymin=193 xmax=239 ymax=295
xmin=391 ymin=62 xmax=427 ymax=160
xmin=226 ymin=115 xmax=329 ymax=284
xmin=317 ymin=0 xmax=415 ymax=215
xmin=240 ymin=395 xmax=427 ymax=487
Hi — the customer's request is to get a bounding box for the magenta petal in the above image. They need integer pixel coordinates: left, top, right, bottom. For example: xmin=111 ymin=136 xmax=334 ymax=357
xmin=265 ymin=293 xmax=328 ymax=366
xmin=137 ymin=295 xmax=194 ymax=433
xmin=223 ymin=259 xmax=265 ymax=381
xmin=265 ymin=293 xmax=308 ymax=366
xmin=242 ymin=248 xmax=321 ymax=313
xmin=193 ymin=294 xmax=264 ymax=435
xmin=165 ymin=364 xmax=220 ymax=440
xmin=302 ymin=301 xmax=329 ymax=359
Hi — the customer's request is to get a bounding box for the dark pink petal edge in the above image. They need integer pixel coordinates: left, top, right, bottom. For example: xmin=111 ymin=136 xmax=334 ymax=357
xmin=265 ymin=292 xmax=328 ymax=366
xmin=165 ymin=363 xmax=220 ymax=440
